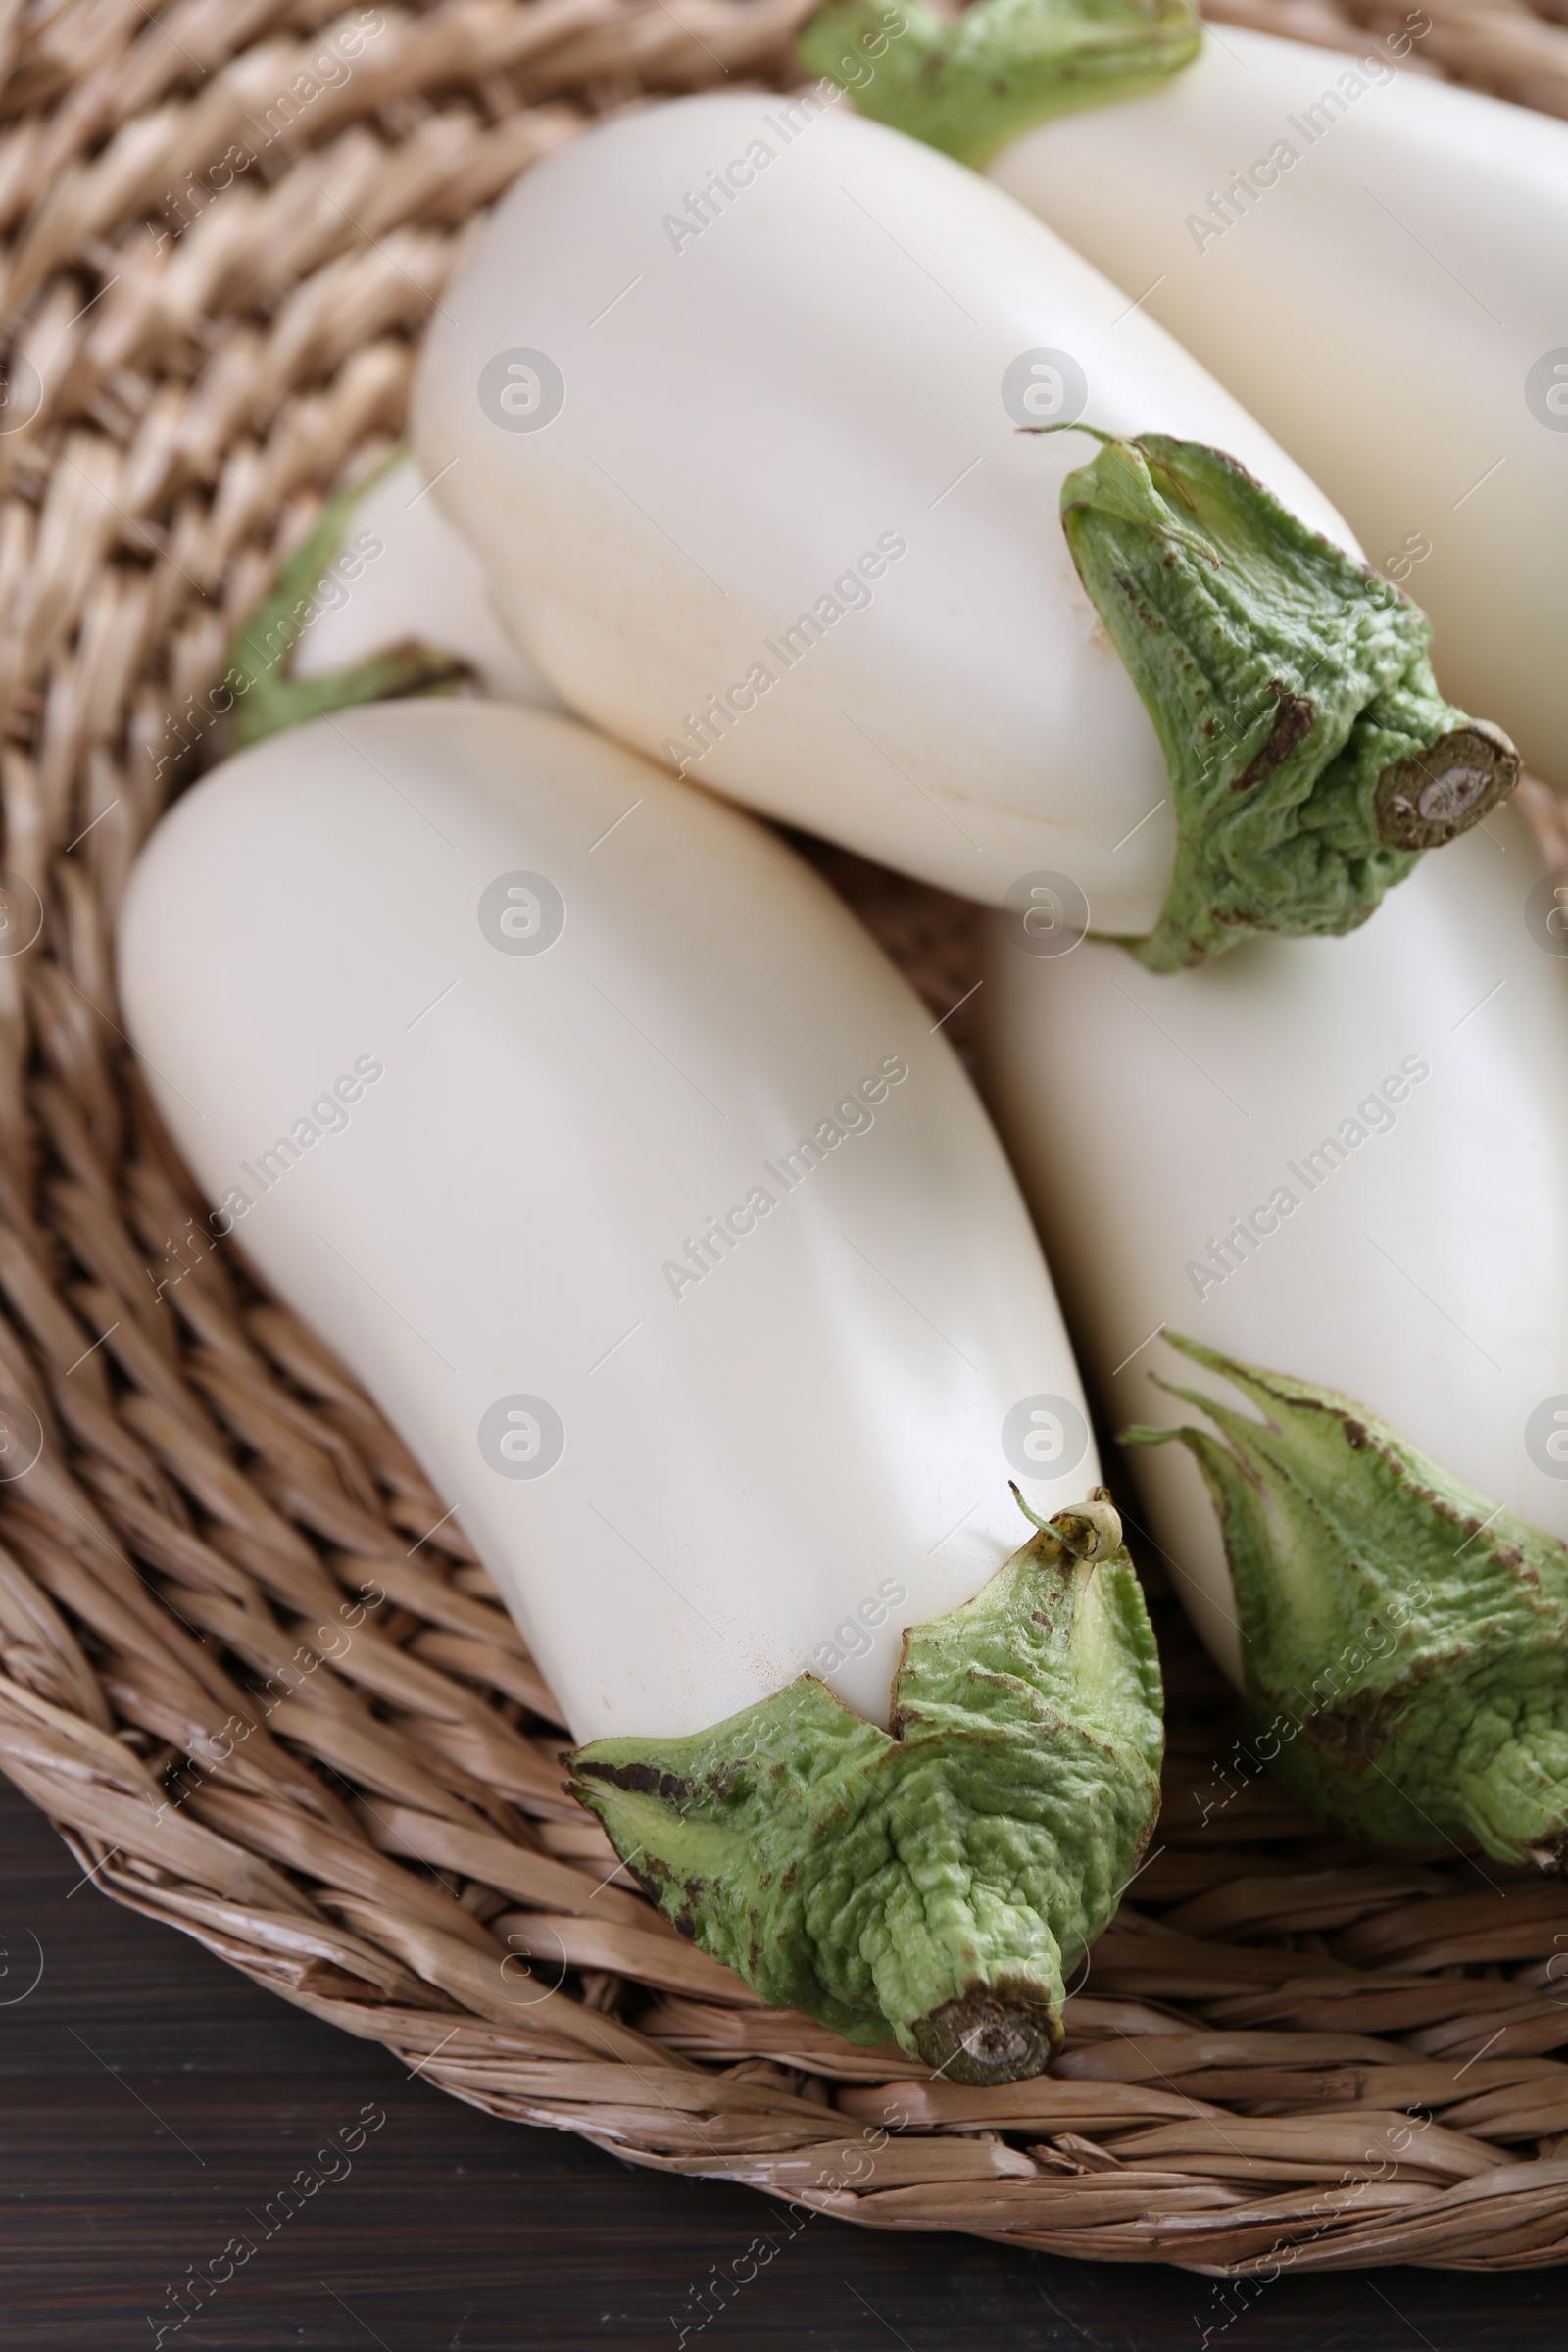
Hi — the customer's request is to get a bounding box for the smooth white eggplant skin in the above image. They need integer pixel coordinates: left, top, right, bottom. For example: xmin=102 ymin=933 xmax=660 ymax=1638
xmin=411 ymin=91 xmax=1358 ymax=934
xmin=117 ymin=701 xmax=1102 ymax=1744
xmin=989 ymin=26 xmax=1568 ymax=789
xmin=293 ymin=452 xmax=564 ymax=711
xmin=978 ymin=802 xmax=1568 ymax=1688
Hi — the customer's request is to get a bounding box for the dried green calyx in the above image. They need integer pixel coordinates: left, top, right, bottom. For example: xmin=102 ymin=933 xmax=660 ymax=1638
xmin=1125 ymin=1337 xmax=1568 ymax=1867
xmin=799 ymin=0 xmax=1202 ymax=170
xmin=568 ymin=1488 xmax=1162 ymax=2082
xmin=228 ymin=453 xmax=465 ymax=751
xmin=1054 ymin=432 xmax=1517 ymax=971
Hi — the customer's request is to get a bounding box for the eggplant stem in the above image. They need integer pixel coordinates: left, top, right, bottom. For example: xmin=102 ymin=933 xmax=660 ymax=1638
xmin=1124 ymin=1332 xmax=1568 ymax=1866
xmin=1054 ymin=433 xmax=1519 ymax=969
xmin=227 ymin=450 xmax=468 ymax=752
xmin=799 ymin=0 xmax=1203 ymax=172
xmin=567 ymin=1488 xmax=1162 ymax=2076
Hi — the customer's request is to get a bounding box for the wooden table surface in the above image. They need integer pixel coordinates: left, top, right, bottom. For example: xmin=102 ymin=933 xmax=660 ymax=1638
xmin=1 ymin=1774 xmax=1558 ymax=2352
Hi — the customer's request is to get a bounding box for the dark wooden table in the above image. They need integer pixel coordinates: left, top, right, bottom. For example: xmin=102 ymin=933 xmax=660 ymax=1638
xmin=1 ymin=1775 xmax=1557 ymax=2352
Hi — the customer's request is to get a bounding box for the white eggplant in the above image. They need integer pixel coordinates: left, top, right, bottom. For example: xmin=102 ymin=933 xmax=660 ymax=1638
xmin=980 ymin=804 xmax=1568 ymax=1863
xmin=410 ymin=90 xmax=1513 ymax=971
xmin=814 ymin=9 xmax=1568 ymax=789
xmin=118 ymin=699 xmax=1160 ymax=2075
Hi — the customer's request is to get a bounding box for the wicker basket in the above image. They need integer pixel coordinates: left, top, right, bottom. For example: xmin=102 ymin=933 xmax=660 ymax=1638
xmin=4 ymin=0 xmax=1568 ymax=2280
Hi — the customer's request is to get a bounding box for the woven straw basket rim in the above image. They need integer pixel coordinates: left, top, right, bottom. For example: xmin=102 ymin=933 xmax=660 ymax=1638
xmin=5 ymin=0 xmax=1568 ymax=2280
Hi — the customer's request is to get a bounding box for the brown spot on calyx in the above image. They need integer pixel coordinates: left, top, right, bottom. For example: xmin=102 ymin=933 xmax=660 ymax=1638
xmin=1300 ymin=1690 xmax=1392 ymax=1764
xmin=1113 ymin=571 xmax=1162 ymax=635
xmin=573 ymin=1757 xmax=695 ymax=1806
xmin=1343 ymin=1419 xmax=1368 ymax=1450
xmin=1298 ymin=1658 xmax=1436 ymax=1767
xmin=626 ymin=1857 xmax=669 ymax=1907
xmin=1232 ymin=689 xmax=1314 ymax=790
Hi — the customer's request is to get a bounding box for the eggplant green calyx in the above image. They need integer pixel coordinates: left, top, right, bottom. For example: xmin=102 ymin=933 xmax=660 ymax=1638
xmin=1052 ymin=430 xmax=1518 ymax=972
xmin=1124 ymin=1336 xmax=1568 ymax=1868
xmin=228 ymin=454 xmax=466 ymax=752
xmin=567 ymin=1487 xmax=1162 ymax=2082
xmin=799 ymin=0 xmax=1201 ymax=171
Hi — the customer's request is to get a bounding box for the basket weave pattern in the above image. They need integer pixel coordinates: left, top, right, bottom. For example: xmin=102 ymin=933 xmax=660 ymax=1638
xmin=3 ymin=0 xmax=1568 ymax=2277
